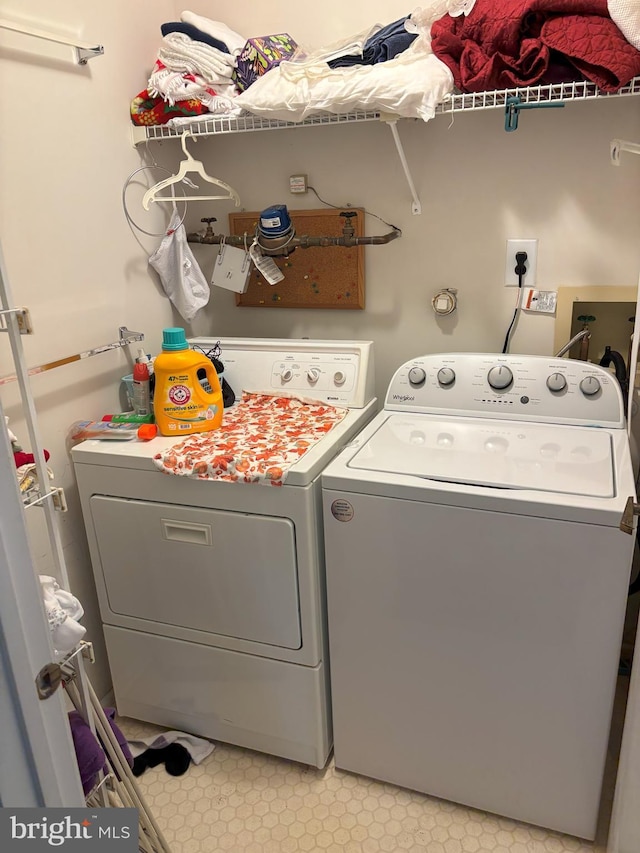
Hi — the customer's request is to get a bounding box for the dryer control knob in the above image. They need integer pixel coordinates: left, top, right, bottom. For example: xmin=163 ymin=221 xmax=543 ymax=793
xmin=487 ymin=365 xmax=513 ymax=390
xmin=408 ymin=367 xmax=427 ymax=386
xmin=437 ymin=367 xmax=456 ymax=387
xmin=546 ymin=372 xmax=567 ymax=393
xmin=333 ymin=370 xmax=346 ymax=386
xmin=280 ymin=368 xmax=293 ymax=382
xmin=579 ymin=375 xmax=601 ymax=396
xmin=307 ymin=368 xmax=320 ymax=383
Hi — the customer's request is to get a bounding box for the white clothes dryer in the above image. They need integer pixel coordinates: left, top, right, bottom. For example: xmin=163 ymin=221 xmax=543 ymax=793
xmin=322 ymin=353 xmax=636 ymax=838
xmin=72 ymin=337 xmax=376 ymax=768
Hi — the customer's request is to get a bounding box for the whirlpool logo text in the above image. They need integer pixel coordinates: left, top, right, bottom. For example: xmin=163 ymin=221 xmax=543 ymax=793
xmin=392 ymin=394 xmax=415 ymax=403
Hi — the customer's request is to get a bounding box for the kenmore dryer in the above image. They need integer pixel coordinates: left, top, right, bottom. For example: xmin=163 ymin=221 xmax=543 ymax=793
xmin=73 ymin=337 xmax=376 ymax=768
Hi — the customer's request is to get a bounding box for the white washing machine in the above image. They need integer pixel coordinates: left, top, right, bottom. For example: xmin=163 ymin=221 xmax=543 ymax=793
xmin=322 ymin=353 xmax=636 ymax=839
xmin=72 ymin=337 xmax=376 ymax=768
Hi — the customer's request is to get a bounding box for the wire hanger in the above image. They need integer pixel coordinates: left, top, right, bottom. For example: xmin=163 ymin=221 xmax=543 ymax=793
xmin=142 ymin=131 xmax=241 ymax=210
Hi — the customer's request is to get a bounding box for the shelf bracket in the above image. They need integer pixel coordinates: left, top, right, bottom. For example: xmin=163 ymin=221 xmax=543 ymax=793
xmin=0 ymin=306 xmax=32 ymax=334
xmin=380 ymin=114 xmax=422 ymax=215
xmin=504 ymin=96 xmax=565 ymax=132
xmin=611 ymin=138 xmax=640 ymax=165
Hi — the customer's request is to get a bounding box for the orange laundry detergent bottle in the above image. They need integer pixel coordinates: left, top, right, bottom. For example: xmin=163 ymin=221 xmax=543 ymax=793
xmin=153 ymin=327 xmax=223 ymax=437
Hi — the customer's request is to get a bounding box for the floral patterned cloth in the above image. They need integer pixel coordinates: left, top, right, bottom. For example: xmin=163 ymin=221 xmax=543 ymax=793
xmin=153 ymin=393 xmax=347 ymax=486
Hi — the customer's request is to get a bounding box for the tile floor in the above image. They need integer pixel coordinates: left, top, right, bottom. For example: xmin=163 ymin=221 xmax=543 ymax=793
xmin=120 ymin=690 xmax=626 ymax=853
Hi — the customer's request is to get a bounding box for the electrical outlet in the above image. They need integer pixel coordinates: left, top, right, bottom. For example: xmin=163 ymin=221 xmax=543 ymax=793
xmin=505 ymin=238 xmax=538 ymax=287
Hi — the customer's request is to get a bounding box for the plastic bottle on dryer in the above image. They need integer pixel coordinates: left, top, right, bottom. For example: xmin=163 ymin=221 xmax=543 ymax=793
xmin=153 ymin=327 xmax=223 ymax=437
xmin=132 ymin=361 xmax=151 ymax=416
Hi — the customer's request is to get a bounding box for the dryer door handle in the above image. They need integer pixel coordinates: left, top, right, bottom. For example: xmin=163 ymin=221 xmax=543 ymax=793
xmin=161 ymin=518 xmax=212 ymax=546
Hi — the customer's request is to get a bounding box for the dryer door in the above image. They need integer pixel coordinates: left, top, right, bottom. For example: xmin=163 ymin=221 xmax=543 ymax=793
xmin=90 ymin=496 xmax=301 ymax=649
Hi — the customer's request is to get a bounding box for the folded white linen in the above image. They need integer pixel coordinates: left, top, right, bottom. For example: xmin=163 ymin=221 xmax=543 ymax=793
xmin=609 ymin=0 xmax=640 ymax=50
xmin=180 ymin=10 xmax=247 ymax=55
xmin=158 ymin=32 xmax=236 ymax=85
xmin=148 ymin=63 xmax=236 ymax=108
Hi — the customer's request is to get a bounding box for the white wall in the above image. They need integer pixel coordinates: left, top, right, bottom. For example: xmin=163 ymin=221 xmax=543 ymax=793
xmin=1 ymin=1 xmax=639 ymax=697
xmin=180 ymin=2 xmax=640 ymax=402
xmin=0 ymin=1 xmax=179 ymax=697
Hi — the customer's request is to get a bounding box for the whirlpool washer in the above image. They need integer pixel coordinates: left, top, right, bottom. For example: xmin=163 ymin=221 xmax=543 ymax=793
xmin=322 ymin=353 xmax=636 ymax=838
xmin=72 ymin=337 xmax=376 ymax=768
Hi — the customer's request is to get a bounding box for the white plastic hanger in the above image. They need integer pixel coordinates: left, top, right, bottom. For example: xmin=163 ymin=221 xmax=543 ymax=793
xmin=142 ymin=131 xmax=241 ymax=210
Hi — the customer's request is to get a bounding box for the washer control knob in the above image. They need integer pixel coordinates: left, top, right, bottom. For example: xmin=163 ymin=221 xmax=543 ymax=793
xmin=280 ymin=368 xmax=293 ymax=382
xmin=408 ymin=367 xmax=427 ymax=386
xmin=580 ymin=375 xmax=602 ymax=396
xmin=487 ymin=365 xmax=513 ymax=390
xmin=333 ymin=370 xmax=346 ymax=386
xmin=307 ymin=367 xmax=320 ymax=383
xmin=437 ymin=367 xmax=456 ymax=387
xmin=546 ymin=372 xmax=567 ymax=393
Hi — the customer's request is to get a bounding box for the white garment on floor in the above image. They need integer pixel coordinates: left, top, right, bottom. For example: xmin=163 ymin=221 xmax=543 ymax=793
xmin=128 ymin=731 xmax=215 ymax=764
xmin=39 ymin=575 xmax=86 ymax=659
xmin=149 ymin=211 xmax=210 ymax=322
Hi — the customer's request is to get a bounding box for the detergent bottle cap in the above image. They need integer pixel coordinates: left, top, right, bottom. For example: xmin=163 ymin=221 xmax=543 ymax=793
xmin=137 ymin=423 xmax=158 ymax=441
xmin=161 ymin=327 xmax=188 ymax=351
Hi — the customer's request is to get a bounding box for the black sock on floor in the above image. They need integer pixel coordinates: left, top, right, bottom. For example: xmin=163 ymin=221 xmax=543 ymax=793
xmin=132 ymin=744 xmax=192 ymax=777
xmin=163 ymin=743 xmax=192 ymax=776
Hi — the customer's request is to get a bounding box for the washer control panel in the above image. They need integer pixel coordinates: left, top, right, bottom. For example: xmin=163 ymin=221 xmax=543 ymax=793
xmin=386 ymin=353 xmax=625 ymax=427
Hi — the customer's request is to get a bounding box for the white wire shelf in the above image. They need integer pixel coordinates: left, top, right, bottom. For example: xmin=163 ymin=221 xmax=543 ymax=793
xmin=132 ymin=76 xmax=640 ymax=145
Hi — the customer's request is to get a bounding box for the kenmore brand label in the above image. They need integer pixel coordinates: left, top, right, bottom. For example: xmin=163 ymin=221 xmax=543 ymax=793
xmin=0 ymin=809 xmax=138 ymax=850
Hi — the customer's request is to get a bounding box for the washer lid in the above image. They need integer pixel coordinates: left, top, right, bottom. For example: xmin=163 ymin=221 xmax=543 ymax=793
xmin=347 ymin=414 xmax=616 ymax=497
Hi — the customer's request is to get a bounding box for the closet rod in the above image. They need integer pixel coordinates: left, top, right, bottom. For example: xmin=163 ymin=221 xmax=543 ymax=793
xmin=0 ymin=326 xmax=144 ymax=387
xmin=611 ymin=138 xmax=640 ymax=165
xmin=0 ymin=19 xmax=103 ymax=64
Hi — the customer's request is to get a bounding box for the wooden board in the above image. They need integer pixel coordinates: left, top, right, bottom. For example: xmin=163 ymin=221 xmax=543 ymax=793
xmin=229 ymin=208 xmax=365 ymax=309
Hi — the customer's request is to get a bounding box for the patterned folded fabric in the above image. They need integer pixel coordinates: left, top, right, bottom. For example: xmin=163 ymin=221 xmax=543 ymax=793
xmin=154 ymin=393 xmax=347 ymax=486
xmin=130 ymin=88 xmax=209 ymax=126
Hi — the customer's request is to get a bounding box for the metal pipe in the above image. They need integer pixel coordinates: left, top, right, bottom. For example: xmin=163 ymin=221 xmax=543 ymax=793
xmin=555 ymin=328 xmax=591 ymax=358
xmin=187 ymin=229 xmax=401 ymax=254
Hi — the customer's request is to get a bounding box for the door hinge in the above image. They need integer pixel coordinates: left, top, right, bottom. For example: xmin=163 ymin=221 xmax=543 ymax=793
xmin=35 ymin=662 xmax=62 ymax=699
xmin=620 ymin=496 xmax=640 ymax=535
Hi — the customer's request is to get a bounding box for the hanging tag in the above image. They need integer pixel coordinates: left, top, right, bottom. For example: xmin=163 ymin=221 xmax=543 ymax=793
xmin=249 ymin=239 xmax=284 ymax=286
xmin=210 ymin=238 xmax=251 ymax=293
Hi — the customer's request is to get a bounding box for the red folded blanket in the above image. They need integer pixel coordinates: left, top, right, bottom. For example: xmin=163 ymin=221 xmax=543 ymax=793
xmin=431 ymin=0 xmax=640 ymax=93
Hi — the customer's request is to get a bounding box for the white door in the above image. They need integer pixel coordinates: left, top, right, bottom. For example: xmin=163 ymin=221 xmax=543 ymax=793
xmin=609 ymin=625 xmax=640 ymax=853
xmin=0 ymin=401 xmax=84 ymax=806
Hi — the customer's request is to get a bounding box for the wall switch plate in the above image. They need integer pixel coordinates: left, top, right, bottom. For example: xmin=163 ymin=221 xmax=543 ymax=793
xmin=505 ymin=238 xmax=538 ymax=287
xmin=289 ymin=174 xmax=308 ymax=193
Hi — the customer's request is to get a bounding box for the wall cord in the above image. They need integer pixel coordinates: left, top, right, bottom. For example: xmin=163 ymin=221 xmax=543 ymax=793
xmin=502 ymin=252 xmax=528 ymax=354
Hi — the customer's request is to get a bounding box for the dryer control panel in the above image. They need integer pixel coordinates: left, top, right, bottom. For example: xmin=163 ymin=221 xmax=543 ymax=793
xmin=189 ymin=337 xmax=375 ymax=408
xmin=385 ymin=353 xmax=625 ymax=427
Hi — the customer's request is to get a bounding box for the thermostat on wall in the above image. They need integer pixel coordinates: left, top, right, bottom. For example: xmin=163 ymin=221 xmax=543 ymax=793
xmin=432 ymin=288 xmax=458 ymax=316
